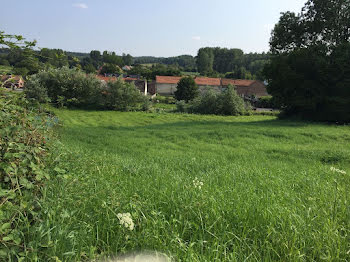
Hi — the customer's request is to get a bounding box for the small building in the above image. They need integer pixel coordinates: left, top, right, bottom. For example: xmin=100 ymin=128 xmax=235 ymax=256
xmin=155 ymin=75 xmax=268 ymax=98
xmin=155 ymin=76 xmax=182 ymax=96
xmin=1 ymin=75 xmax=25 ymax=90
xmin=221 ymin=79 xmax=268 ymax=98
xmin=195 ymin=77 xmax=222 ymax=92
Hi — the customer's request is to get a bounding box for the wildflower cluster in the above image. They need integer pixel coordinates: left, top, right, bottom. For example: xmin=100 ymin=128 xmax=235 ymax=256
xmin=330 ymin=167 xmax=347 ymax=175
xmin=117 ymin=213 xmax=135 ymax=231
xmin=193 ymin=177 xmax=204 ymax=189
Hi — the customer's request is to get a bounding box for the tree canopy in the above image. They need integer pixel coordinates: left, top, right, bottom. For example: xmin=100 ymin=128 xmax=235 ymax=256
xmin=174 ymin=77 xmax=199 ymax=102
xmin=265 ymin=0 xmax=350 ymax=122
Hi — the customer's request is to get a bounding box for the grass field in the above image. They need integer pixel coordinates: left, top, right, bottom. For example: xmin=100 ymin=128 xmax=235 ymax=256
xmin=36 ymin=110 xmax=350 ymax=261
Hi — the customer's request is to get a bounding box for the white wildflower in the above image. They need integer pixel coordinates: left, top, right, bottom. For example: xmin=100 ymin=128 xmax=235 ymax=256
xmin=117 ymin=213 xmax=135 ymax=231
xmin=330 ymin=167 xmax=347 ymax=175
xmin=193 ymin=177 xmax=204 ymax=190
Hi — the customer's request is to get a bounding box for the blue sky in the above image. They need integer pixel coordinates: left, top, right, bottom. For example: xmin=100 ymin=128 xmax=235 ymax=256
xmin=1 ymin=0 xmax=306 ymax=57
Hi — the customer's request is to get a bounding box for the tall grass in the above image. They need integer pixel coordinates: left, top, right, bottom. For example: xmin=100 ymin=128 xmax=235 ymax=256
xmin=34 ymin=110 xmax=350 ymax=261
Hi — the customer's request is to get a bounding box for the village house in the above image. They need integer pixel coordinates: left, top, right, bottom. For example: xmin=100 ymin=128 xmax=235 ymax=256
xmin=155 ymin=76 xmax=223 ymax=96
xmin=0 ymin=75 xmax=25 ymax=90
xmin=96 ymin=75 xmax=154 ymax=96
xmin=155 ymin=76 xmax=268 ymax=98
xmin=221 ymin=79 xmax=268 ymax=98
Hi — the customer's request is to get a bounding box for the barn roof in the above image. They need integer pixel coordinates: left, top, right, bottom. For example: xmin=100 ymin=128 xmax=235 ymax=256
xmin=221 ymin=79 xmax=256 ymax=87
xmin=195 ymin=77 xmax=221 ymax=86
xmin=156 ymin=76 xmax=182 ymax=84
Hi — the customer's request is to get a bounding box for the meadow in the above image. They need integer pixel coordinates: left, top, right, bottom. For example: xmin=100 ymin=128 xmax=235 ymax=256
xmin=35 ymin=110 xmax=350 ymax=261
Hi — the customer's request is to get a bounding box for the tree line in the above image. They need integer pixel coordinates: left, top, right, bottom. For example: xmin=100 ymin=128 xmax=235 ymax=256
xmin=196 ymin=47 xmax=270 ymax=79
xmin=0 ymin=46 xmax=270 ymax=80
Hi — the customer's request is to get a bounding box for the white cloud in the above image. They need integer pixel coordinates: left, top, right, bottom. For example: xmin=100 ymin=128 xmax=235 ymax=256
xmin=73 ymin=3 xmax=88 ymax=9
xmin=192 ymin=36 xmax=201 ymax=41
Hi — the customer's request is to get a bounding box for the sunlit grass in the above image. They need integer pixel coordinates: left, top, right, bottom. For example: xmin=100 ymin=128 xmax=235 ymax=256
xmin=35 ymin=110 xmax=350 ymax=261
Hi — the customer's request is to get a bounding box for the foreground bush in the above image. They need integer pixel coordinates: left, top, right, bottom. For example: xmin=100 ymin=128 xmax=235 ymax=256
xmin=0 ymin=90 xmax=55 ymax=260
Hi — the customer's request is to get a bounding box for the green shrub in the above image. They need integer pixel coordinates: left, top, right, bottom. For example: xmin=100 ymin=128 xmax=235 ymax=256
xmin=25 ymin=67 xmax=103 ymax=108
xmin=176 ymin=100 xmax=187 ymax=113
xmin=0 ymin=90 xmax=55 ymax=260
xmin=217 ymin=85 xmax=245 ymax=115
xmin=152 ymin=95 xmax=176 ymax=104
xmin=189 ymin=88 xmax=219 ymax=114
xmin=103 ymin=78 xmax=144 ymax=111
xmin=177 ymin=86 xmax=246 ymax=116
xmin=256 ymin=96 xmax=278 ymax=109
xmin=141 ymin=98 xmax=152 ymax=112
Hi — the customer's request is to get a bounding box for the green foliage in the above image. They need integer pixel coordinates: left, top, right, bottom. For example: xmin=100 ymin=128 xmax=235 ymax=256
xmin=103 ymin=78 xmax=144 ymax=111
xmin=102 ymin=51 xmax=123 ymax=66
xmin=0 ymin=91 xmax=55 ymax=260
xmin=122 ymin=53 xmax=133 ymax=66
xmin=270 ymin=0 xmax=350 ymax=54
xmin=174 ymin=77 xmax=198 ymax=102
xmin=25 ymin=67 xmax=103 ymax=108
xmin=197 ymin=47 xmax=269 ymax=79
xmin=100 ymin=63 xmax=122 ymax=75
xmin=130 ymin=64 xmax=181 ymax=80
xmin=0 ymin=65 xmax=13 ymax=75
xmin=83 ymin=63 xmax=96 ymax=74
xmin=266 ymin=1 xmax=350 ymax=122
xmin=38 ymin=48 xmax=69 ymax=68
xmin=256 ymin=96 xmax=277 ymax=109
xmin=189 ymin=88 xmax=219 ymax=115
xmin=184 ymin=86 xmax=246 ymax=116
xmin=153 ymin=95 xmax=176 ymax=104
xmin=134 ymin=55 xmax=196 ymax=72
xmin=197 ymin=48 xmax=214 ymax=75
xmin=264 ymin=43 xmax=350 ymax=122
xmin=175 ymin=100 xmax=187 ymax=112
xmin=217 ymin=85 xmax=246 ymax=115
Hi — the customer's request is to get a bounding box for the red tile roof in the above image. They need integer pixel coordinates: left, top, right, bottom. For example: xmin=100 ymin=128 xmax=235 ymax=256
xmin=96 ymin=75 xmax=117 ymax=82
xmin=156 ymin=76 xmax=221 ymax=86
xmin=156 ymin=76 xmax=182 ymax=84
xmin=155 ymin=76 xmax=261 ymax=88
xmin=195 ymin=77 xmax=221 ymax=86
xmin=221 ymin=79 xmax=256 ymax=87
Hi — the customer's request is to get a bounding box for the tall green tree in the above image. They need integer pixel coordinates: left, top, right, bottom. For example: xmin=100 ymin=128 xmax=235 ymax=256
xmin=174 ymin=77 xmax=198 ymax=102
xmin=265 ymin=0 xmax=350 ymax=122
xmin=196 ymin=48 xmax=214 ymax=75
xmin=270 ymin=0 xmax=350 ymax=54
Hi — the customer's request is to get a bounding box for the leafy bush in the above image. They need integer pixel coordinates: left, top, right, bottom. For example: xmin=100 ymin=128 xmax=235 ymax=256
xmin=189 ymin=88 xmax=219 ymax=114
xmin=153 ymin=95 xmax=176 ymax=104
xmin=179 ymin=85 xmax=246 ymax=116
xmin=26 ymin=67 xmax=146 ymax=111
xmin=141 ymin=98 xmax=152 ymax=112
xmin=25 ymin=67 xmax=103 ymax=108
xmin=217 ymin=85 xmax=246 ymax=115
xmin=0 ymin=90 xmax=55 ymax=259
xmin=176 ymin=100 xmax=187 ymax=113
xmin=100 ymin=63 xmax=122 ymax=75
xmin=103 ymin=78 xmax=144 ymax=111
xmin=256 ymin=96 xmax=277 ymax=108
